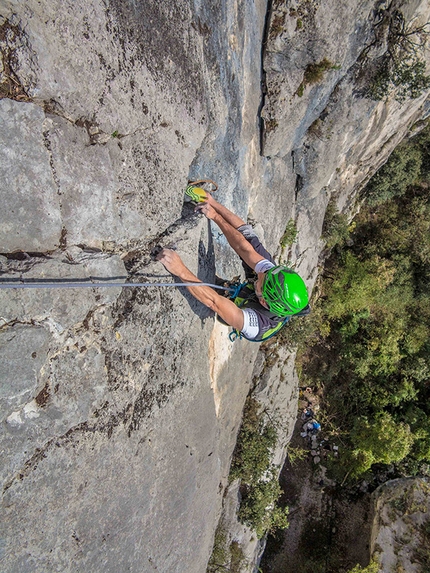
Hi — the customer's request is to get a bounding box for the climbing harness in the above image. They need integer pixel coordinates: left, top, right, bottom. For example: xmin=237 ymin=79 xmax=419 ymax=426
xmin=224 ymin=279 xmax=292 ymax=343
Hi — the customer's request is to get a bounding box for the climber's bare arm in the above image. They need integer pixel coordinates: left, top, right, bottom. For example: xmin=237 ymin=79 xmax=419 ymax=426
xmin=195 ymin=200 xmax=264 ymax=271
xmin=156 ymin=249 xmax=245 ymax=330
xmin=203 ymin=193 xmax=246 ymax=229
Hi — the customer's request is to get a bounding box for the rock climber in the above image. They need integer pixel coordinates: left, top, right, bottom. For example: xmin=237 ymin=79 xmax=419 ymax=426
xmin=157 ymin=187 xmax=309 ymax=341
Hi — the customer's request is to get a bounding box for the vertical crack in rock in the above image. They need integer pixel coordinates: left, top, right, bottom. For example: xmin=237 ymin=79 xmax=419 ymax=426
xmin=42 ymin=129 xmax=67 ymax=249
xmin=291 ymin=149 xmax=304 ymax=202
xmin=42 ymin=130 xmax=61 ymax=196
xmin=258 ymin=0 xmax=274 ymax=156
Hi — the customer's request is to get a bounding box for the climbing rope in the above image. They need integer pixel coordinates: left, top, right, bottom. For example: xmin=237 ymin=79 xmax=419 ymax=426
xmin=0 ymin=280 xmax=234 ymax=291
xmin=1 ymin=180 xmax=223 ymax=292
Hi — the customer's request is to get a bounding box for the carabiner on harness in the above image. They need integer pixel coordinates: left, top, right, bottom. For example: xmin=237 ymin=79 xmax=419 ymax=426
xmin=229 ymin=329 xmax=243 ymax=342
xmin=227 ymin=280 xmax=249 ymax=299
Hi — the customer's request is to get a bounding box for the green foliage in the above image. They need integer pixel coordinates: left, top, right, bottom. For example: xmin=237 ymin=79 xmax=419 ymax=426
xmin=367 ymin=8 xmax=430 ymax=102
xmin=364 ymin=143 xmax=422 ymax=205
xmin=230 ymin=398 xmax=289 ymax=538
xmin=238 ymin=469 xmax=289 ymax=539
xmin=346 ymin=559 xmax=380 ymax=573
xmin=348 ymin=413 xmax=413 ymax=476
xmin=207 ymin=522 xmax=246 ymax=573
xmin=288 ymin=127 xmax=430 ymax=481
xmin=287 ymin=445 xmax=308 ymax=465
xmin=229 ymin=541 xmax=245 ymax=573
xmin=207 ymin=523 xmax=229 ymax=573
xmin=322 ymin=198 xmax=351 ymax=248
xmin=303 ymin=58 xmax=333 ymax=85
xmin=297 ymin=58 xmax=335 ymax=96
xmin=393 ymin=59 xmax=430 ymax=101
xmin=280 ymin=219 xmax=298 ymax=248
xmin=369 ymin=57 xmax=430 ymax=102
xmin=230 ymin=398 xmax=277 ymax=483
xmin=323 ymin=251 xmax=396 ymax=320
xmin=278 ymin=308 xmax=328 ymax=352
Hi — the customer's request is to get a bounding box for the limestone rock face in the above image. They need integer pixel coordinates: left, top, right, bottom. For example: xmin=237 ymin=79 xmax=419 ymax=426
xmin=0 ymin=2 xmax=265 ymax=572
xmin=0 ymin=100 xmax=62 ymax=251
xmin=259 ymin=0 xmax=430 ymax=285
xmin=1 ymin=0 xmax=430 ymax=572
xmin=371 ymin=478 xmax=430 ymax=572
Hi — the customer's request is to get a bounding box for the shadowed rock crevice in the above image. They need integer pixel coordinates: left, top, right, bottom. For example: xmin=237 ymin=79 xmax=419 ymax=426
xmin=258 ymin=0 xmax=275 ymax=155
xmin=0 ymin=19 xmax=32 ymax=102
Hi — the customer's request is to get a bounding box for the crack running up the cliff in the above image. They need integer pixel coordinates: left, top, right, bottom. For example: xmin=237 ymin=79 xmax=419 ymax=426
xmin=258 ymin=0 xmax=274 ymax=156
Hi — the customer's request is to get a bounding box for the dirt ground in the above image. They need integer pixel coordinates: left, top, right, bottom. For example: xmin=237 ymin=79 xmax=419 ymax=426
xmin=260 ymin=390 xmax=373 ymax=573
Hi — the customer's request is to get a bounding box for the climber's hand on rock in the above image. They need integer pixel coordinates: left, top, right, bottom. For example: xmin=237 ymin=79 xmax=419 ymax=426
xmin=195 ymin=201 xmax=217 ymax=220
xmin=156 ymin=249 xmax=188 ymax=277
xmin=204 ymin=191 xmax=215 ymax=205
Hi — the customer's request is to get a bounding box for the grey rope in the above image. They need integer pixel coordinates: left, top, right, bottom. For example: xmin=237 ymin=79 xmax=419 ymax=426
xmin=0 ymin=280 xmax=231 ymax=291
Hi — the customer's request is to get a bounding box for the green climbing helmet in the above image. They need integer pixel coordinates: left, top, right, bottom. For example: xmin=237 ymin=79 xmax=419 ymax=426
xmin=261 ymin=266 xmax=308 ymax=317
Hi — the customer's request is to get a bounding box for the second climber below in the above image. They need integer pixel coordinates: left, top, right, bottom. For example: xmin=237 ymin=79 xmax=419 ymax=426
xmin=157 ymin=186 xmax=310 ymax=342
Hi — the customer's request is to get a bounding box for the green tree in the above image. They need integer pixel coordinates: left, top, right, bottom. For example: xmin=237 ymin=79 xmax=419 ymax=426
xmin=291 ymin=125 xmax=430 ymax=482
xmin=365 ymin=144 xmax=422 ymax=205
xmin=323 ymin=252 xmax=395 ymax=320
xmin=230 ymin=398 xmax=277 ymax=484
xmin=349 ymin=412 xmax=413 ymax=475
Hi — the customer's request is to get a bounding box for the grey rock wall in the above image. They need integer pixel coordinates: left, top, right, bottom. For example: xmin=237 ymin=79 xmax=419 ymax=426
xmin=370 ymin=477 xmax=430 ymax=572
xmin=259 ymin=0 xmax=430 ymax=286
xmin=1 ymin=0 xmax=430 ymax=572
xmin=0 ymin=1 xmax=267 ymax=572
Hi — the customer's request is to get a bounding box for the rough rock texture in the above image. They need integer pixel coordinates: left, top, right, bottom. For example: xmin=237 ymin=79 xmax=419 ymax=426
xmin=0 ymin=2 xmax=267 ymax=572
xmin=259 ymin=0 xmax=430 ymax=285
xmin=1 ymin=0 xmax=430 ymax=572
xmin=219 ymin=347 xmax=300 ymax=571
xmin=370 ymin=478 xmax=430 ymax=572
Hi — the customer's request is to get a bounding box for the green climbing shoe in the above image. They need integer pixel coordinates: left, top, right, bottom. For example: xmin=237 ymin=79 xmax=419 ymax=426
xmin=184 ymin=184 xmax=207 ymax=204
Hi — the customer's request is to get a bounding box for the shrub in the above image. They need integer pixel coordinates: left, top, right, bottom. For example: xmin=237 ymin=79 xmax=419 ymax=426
xmin=364 ymin=144 xmax=422 ymax=206
xmin=287 ymin=445 xmax=308 ymax=465
xmin=207 ymin=523 xmax=229 ymax=573
xmin=346 ymin=558 xmax=380 ymax=573
xmin=296 ymin=58 xmax=335 ymax=96
xmin=280 ymin=219 xmax=298 ymax=248
xmin=207 ymin=523 xmax=246 ymax=573
xmin=238 ymin=470 xmax=289 ymax=538
xmin=322 ymin=198 xmax=351 ymax=248
xmin=230 ymin=398 xmax=277 ymax=484
xmin=229 ymin=541 xmax=246 ymax=573
xmin=304 ymin=58 xmax=333 ymax=84
xmin=230 ymin=397 xmax=289 ymax=538
xmin=366 ymin=9 xmax=430 ymax=101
